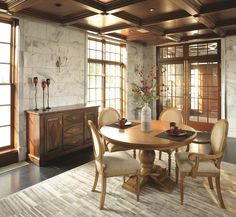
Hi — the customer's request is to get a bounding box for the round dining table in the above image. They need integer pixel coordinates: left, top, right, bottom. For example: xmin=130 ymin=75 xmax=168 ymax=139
xmin=100 ymin=120 xmax=197 ymax=193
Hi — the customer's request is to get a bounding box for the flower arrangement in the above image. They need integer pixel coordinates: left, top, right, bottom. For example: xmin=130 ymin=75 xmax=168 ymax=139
xmin=131 ymin=66 xmax=159 ymax=108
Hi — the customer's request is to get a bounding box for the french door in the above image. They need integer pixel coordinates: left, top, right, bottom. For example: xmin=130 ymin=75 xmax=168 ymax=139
xmin=157 ymin=41 xmax=221 ymax=132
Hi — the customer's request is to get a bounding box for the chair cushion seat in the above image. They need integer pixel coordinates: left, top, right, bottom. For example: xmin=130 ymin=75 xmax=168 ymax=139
xmin=107 ymin=142 xmax=130 ymax=152
xmin=175 ymin=152 xmax=219 ymax=174
xmin=103 ymin=151 xmax=140 ymax=176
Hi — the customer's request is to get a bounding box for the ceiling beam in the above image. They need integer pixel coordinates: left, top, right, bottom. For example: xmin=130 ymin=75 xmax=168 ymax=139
xmin=200 ymin=1 xmax=236 ymax=15
xmin=6 ymin=0 xmax=42 ymax=13
xmin=100 ymin=23 xmax=131 ymax=34
xmin=72 ymin=0 xmax=105 ymax=13
xmin=19 ymin=8 xmax=61 ymax=22
xmin=106 ymin=0 xmax=147 ymax=13
xmin=142 ymin=10 xmax=190 ymax=27
xmin=168 ymin=0 xmax=226 ymax=37
xmin=165 ymin=23 xmax=206 ymax=34
xmin=105 ymin=32 xmax=127 ymax=40
xmin=73 ymin=22 xmax=100 ymax=33
xmin=112 ymin=11 xmax=141 ymax=26
xmin=168 ymin=0 xmax=200 ymax=15
xmin=61 ymin=11 xmax=97 ymax=25
xmin=216 ymin=18 xmax=236 ymax=27
xmin=181 ymin=32 xmax=218 ymax=41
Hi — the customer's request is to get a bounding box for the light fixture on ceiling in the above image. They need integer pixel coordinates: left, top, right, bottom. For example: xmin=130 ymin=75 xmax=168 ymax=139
xmin=149 ymin=8 xmax=155 ymax=12
xmin=137 ymin=29 xmax=149 ymax=33
xmin=192 ymin=30 xmax=198 ymax=35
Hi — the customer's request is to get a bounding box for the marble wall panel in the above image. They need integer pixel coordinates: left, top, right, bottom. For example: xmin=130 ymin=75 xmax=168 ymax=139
xmin=126 ymin=43 xmax=156 ymax=120
xmin=17 ymin=16 xmax=86 ymax=160
xmin=222 ymin=36 xmax=236 ymax=137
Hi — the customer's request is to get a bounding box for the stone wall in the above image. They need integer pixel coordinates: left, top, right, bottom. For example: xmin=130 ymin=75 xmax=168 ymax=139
xmin=126 ymin=43 xmax=156 ymax=120
xmin=17 ymin=16 xmax=86 ymax=160
xmin=221 ymin=36 xmax=236 ymax=137
xmin=126 ymin=42 xmax=144 ymax=119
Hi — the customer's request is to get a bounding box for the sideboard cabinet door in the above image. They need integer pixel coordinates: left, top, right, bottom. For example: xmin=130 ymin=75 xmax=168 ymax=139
xmin=44 ymin=114 xmax=63 ymax=154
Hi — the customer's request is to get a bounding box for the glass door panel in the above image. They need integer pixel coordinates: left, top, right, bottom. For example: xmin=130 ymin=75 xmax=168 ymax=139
xmin=188 ymin=62 xmax=220 ymax=131
xmin=158 ymin=63 xmax=185 ymax=117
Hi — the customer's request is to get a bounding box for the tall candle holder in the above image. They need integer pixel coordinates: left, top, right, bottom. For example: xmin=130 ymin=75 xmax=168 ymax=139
xmin=33 ymin=77 xmax=39 ymax=111
xmin=46 ymin=78 xmax=51 ymax=110
xmin=41 ymin=80 xmax=47 ymax=111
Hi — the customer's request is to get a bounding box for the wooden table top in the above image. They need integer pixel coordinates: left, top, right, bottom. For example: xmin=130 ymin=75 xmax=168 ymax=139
xmin=100 ymin=120 xmax=197 ymax=151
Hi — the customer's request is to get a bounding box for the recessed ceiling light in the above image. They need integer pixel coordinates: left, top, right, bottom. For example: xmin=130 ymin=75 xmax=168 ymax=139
xmin=137 ymin=29 xmax=149 ymax=33
xmin=192 ymin=30 xmax=198 ymax=35
xmin=55 ymin=3 xmax=62 ymax=7
xmin=149 ymin=8 xmax=155 ymax=12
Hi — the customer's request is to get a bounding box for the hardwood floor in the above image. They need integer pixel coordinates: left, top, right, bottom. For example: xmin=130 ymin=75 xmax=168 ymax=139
xmin=0 ymin=147 xmax=94 ymax=199
xmin=0 ymin=138 xmax=235 ymax=199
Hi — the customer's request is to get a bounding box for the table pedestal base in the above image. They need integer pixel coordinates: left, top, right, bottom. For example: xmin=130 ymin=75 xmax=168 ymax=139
xmin=122 ymin=150 xmax=175 ymax=193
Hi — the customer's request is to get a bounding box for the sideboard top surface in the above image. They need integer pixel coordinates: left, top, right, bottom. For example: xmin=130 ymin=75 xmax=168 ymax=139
xmin=26 ymin=104 xmax=99 ymax=115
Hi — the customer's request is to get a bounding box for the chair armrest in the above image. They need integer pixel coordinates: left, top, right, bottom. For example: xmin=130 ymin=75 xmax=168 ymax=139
xmin=188 ymin=152 xmax=223 ymax=178
xmin=188 ymin=152 xmax=223 ymax=161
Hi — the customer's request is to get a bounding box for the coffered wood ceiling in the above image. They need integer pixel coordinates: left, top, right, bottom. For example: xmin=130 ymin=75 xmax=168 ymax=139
xmin=1 ymin=0 xmax=236 ymax=44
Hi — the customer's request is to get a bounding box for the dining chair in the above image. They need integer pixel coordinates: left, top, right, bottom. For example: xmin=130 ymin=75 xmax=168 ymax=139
xmin=88 ymin=120 xmax=140 ymax=209
xmin=98 ymin=107 xmax=136 ymax=158
xmin=175 ymin=119 xmax=228 ymax=208
xmin=158 ymin=108 xmax=184 ymax=176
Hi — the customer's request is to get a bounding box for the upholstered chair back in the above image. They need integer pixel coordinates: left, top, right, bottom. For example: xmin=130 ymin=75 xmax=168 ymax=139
xmin=210 ymin=120 xmax=228 ymax=155
xmin=98 ymin=107 xmax=121 ymax=129
xmin=88 ymin=120 xmax=104 ymax=170
xmin=159 ymin=108 xmax=183 ymax=124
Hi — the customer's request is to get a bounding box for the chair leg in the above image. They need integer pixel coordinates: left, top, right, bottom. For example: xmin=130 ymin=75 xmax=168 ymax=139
xmin=159 ymin=151 xmax=162 ymax=160
xmin=92 ymin=168 xmax=99 ymax=192
xmin=99 ymin=175 xmax=107 ymax=210
xmin=176 ymin=164 xmax=179 ymax=184
xmin=180 ymin=174 xmax=185 ymax=205
xmin=208 ymin=177 xmax=214 ymax=189
xmin=215 ymin=176 xmax=226 ymax=209
xmin=123 ymin=176 xmax=126 ymax=183
xmin=136 ymin=174 xmax=140 ymax=202
xmin=168 ymin=152 xmax=171 ymax=176
xmin=133 ymin=149 xmax=136 ymax=159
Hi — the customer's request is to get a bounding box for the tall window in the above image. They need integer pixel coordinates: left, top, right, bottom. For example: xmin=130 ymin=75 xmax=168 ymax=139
xmin=87 ymin=37 xmax=126 ymax=115
xmin=0 ymin=20 xmax=16 ymax=150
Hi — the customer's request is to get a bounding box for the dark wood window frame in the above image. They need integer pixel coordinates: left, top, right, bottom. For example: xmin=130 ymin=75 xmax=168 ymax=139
xmin=0 ymin=18 xmax=18 ymax=152
xmin=87 ymin=36 xmax=126 ymax=116
xmin=156 ymin=40 xmax=221 ymax=131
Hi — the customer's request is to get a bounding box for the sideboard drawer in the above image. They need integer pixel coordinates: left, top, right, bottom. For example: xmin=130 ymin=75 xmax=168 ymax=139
xmin=63 ymin=111 xmax=84 ymax=126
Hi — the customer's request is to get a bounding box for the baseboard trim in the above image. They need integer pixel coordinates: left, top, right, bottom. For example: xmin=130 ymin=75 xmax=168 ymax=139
xmin=0 ymin=149 xmax=18 ymax=167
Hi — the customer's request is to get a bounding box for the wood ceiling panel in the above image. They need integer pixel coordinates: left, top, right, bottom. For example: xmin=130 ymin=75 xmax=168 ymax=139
xmin=154 ymin=17 xmax=198 ymax=30
xmin=183 ymin=29 xmax=214 ymax=37
xmin=127 ymin=32 xmax=170 ymax=44
xmin=203 ymin=9 xmax=236 ymax=21
xmin=117 ymin=0 xmax=182 ymax=19
xmin=2 ymin=0 xmax=236 ymax=45
xmin=79 ymin=14 xmax=124 ymax=28
xmin=221 ymin=24 xmax=236 ymax=31
xmin=29 ymin=0 xmax=86 ymax=17
xmin=198 ymin=0 xmax=224 ymax=4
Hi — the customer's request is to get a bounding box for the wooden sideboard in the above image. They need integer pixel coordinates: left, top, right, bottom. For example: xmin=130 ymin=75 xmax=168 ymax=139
xmin=26 ymin=104 xmax=99 ymax=166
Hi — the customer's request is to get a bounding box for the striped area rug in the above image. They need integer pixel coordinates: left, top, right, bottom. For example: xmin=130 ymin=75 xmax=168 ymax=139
xmin=0 ymin=157 xmax=235 ymax=217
